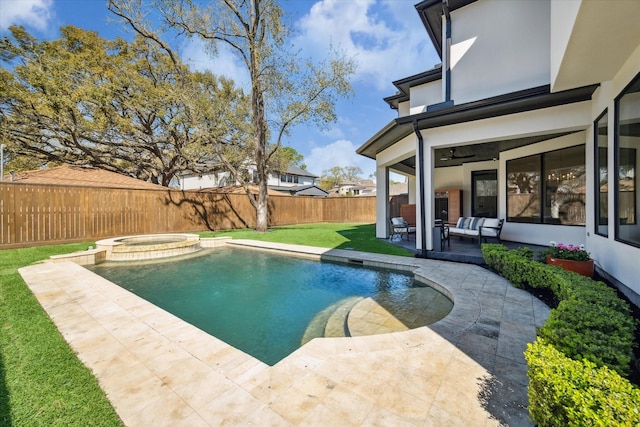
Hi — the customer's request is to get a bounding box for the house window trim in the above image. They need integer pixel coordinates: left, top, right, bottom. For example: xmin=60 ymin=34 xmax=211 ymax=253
xmin=594 ymin=108 xmax=608 ymax=237
xmin=506 ymin=144 xmax=586 ymax=226
xmin=614 ymin=71 xmax=640 ymax=249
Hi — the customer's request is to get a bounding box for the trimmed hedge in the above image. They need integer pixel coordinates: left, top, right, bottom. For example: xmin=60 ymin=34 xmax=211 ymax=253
xmin=526 ymin=338 xmax=640 ymax=427
xmin=482 ymin=243 xmax=639 ymax=425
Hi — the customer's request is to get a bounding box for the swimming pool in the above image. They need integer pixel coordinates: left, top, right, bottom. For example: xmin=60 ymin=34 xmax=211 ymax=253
xmin=89 ymin=246 xmax=452 ymax=365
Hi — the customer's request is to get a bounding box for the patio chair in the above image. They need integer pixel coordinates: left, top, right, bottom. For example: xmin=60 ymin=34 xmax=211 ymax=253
xmin=389 ymin=217 xmax=416 ymax=241
xmin=435 ymin=219 xmax=450 ymax=249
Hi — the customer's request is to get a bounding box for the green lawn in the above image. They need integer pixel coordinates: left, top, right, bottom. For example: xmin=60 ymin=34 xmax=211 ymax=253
xmin=199 ymin=222 xmax=413 ymax=257
xmin=0 ymin=242 xmax=124 ymax=427
xmin=0 ymin=223 xmax=409 ymax=426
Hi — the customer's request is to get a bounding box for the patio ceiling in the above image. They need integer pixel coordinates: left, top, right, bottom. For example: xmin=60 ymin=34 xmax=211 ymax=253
xmin=387 ymin=131 xmax=578 ymax=175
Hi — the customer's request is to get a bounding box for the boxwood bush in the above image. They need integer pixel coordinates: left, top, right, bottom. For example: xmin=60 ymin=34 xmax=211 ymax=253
xmin=482 ymin=243 xmax=639 ymax=426
xmin=526 ymin=338 xmax=640 ymax=426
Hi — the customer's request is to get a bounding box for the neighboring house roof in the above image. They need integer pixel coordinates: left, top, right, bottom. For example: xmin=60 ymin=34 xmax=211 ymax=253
xmin=389 ymin=182 xmax=408 ymax=196
xmin=3 ymin=165 xmax=166 ymax=190
xmin=268 ymin=185 xmax=328 ymax=197
xmin=283 ymin=165 xmax=318 ymax=179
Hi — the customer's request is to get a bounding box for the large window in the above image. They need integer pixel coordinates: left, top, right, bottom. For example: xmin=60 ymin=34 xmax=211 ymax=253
xmin=615 ymin=72 xmax=640 ymax=247
xmin=595 ymin=110 xmax=608 ymax=236
xmin=507 ymin=145 xmax=586 ymax=225
xmin=507 ymin=155 xmax=541 ymax=223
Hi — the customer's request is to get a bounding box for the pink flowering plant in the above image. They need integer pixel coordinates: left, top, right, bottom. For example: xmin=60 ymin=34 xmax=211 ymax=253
xmin=545 ymin=241 xmax=591 ymax=261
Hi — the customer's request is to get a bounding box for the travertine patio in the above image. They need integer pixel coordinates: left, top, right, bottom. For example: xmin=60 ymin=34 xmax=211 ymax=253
xmin=19 ymin=240 xmax=549 ymax=426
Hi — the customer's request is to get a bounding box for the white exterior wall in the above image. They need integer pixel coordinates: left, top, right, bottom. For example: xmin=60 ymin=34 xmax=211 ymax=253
xmin=549 ymin=0 xmax=581 ymax=90
xmin=585 ymin=43 xmax=640 ymax=303
xmin=375 ymin=134 xmax=418 ymax=239
xmin=450 ymin=0 xmax=550 ymax=104
xmin=266 ymin=175 xmax=315 ymax=187
xmin=180 ymin=174 xmax=217 ymax=190
xmin=398 ymin=101 xmax=410 ymax=117
xmin=409 ymin=81 xmax=442 ymax=115
xmin=434 ymin=166 xmax=463 ymax=190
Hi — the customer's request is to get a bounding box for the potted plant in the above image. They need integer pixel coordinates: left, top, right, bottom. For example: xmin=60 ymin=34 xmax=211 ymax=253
xmin=544 ymin=241 xmax=594 ymax=277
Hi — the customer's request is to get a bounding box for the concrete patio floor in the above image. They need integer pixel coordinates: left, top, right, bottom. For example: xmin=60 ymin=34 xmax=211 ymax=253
xmin=19 ymin=240 xmax=549 ymax=426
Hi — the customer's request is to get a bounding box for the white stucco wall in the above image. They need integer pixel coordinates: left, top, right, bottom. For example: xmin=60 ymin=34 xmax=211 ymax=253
xmin=550 ymin=0 xmax=581 ymax=90
xmin=398 ymin=101 xmax=410 ymax=117
xmin=375 ymin=134 xmax=418 ymax=239
xmin=433 ymin=166 xmax=463 ymax=190
xmin=585 ymin=44 xmax=640 ymax=303
xmin=180 ymin=174 xmax=217 ymax=190
xmin=450 ymin=0 xmax=550 ymax=104
xmin=409 ymin=81 xmax=442 ymax=115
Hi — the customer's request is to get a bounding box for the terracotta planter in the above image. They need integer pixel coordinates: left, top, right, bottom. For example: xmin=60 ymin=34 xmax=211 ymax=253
xmin=546 ymin=255 xmax=594 ymax=278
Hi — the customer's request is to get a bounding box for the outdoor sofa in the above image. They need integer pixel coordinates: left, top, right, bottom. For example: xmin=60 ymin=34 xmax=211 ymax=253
xmin=447 ymin=217 xmax=504 ymax=244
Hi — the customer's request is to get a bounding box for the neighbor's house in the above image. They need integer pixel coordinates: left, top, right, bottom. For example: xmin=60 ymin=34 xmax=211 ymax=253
xmin=3 ymin=164 xmax=166 ymax=190
xmin=327 ymin=179 xmax=377 ymax=197
xmin=179 ymin=164 xmax=327 ymax=197
xmin=357 ymin=0 xmax=640 ymax=305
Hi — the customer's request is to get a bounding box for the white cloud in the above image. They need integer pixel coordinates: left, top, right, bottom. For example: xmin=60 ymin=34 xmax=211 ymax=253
xmin=305 ymin=139 xmax=375 ymax=177
xmin=0 ymin=0 xmax=53 ymax=31
xmin=182 ymin=38 xmax=250 ymax=89
xmin=294 ymin=0 xmax=439 ymax=90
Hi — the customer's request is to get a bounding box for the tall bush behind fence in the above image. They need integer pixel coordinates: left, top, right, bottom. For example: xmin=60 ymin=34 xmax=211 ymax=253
xmin=0 ymin=183 xmax=378 ymax=248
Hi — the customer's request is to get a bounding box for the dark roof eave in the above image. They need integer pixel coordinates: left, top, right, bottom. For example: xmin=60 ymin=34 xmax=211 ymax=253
xmin=356 ymin=120 xmax=414 ymax=160
xmin=415 ymin=0 xmax=478 ymax=60
xmin=384 ymin=67 xmax=443 ymax=109
xmin=359 ymin=83 xmax=598 ymax=161
xmin=397 ymin=84 xmax=599 ymax=129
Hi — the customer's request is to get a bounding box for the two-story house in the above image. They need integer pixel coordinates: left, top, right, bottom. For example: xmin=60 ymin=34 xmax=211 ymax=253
xmin=179 ymin=164 xmax=327 ymax=196
xmin=357 ymin=0 xmax=640 ymax=305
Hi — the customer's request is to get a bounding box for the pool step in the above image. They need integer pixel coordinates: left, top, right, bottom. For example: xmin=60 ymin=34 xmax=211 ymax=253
xmin=324 ymin=296 xmax=364 ymax=338
xmin=299 ymin=296 xmax=364 ymax=346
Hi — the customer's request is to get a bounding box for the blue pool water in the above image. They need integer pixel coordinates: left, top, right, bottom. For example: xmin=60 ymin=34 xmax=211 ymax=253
xmin=89 ymin=247 xmax=451 ymax=365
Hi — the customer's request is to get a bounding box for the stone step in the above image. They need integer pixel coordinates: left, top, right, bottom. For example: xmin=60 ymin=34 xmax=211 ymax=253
xmin=299 ymin=296 xmax=364 ymax=346
xmin=324 ymin=296 xmax=364 ymax=338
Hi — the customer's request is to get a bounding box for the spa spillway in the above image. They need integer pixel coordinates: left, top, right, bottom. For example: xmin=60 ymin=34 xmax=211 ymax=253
xmin=96 ymin=234 xmax=202 ymax=261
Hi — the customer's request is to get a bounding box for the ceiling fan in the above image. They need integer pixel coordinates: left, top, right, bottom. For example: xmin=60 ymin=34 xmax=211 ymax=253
xmin=440 ymin=148 xmax=476 ymax=161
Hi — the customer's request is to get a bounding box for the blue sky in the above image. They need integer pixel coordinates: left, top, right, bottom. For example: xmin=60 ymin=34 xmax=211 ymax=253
xmin=0 ymin=0 xmax=439 ymax=178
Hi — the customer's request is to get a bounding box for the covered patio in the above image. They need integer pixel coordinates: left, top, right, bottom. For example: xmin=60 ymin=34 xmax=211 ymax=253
xmin=387 ymin=234 xmax=547 ymax=265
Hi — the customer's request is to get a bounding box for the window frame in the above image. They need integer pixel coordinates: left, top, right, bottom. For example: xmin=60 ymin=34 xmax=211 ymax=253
xmin=614 ymin=71 xmax=640 ymax=248
xmin=594 ymin=109 xmax=608 ymax=237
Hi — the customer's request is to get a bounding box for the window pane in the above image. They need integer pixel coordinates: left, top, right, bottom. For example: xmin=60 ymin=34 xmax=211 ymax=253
xmin=595 ymin=111 xmax=608 ymax=236
xmin=616 ymin=74 xmax=639 ymax=246
xmin=543 ymin=145 xmax=586 ymax=225
xmin=507 ymin=155 xmax=541 ymax=223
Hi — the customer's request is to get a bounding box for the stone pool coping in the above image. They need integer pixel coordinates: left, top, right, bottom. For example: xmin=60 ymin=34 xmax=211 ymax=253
xmin=19 ymin=240 xmax=549 ymax=426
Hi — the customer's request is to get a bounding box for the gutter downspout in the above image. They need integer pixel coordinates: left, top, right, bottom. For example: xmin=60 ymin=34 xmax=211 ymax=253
xmin=443 ymin=0 xmax=452 ymax=103
xmin=413 ymin=120 xmax=428 ymax=258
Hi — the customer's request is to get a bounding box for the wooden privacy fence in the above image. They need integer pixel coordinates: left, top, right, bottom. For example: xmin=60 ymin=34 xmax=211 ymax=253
xmin=0 ymin=183 xmax=377 ymax=248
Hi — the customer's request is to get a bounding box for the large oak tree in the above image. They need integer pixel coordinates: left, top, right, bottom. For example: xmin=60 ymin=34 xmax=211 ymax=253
xmin=0 ymin=25 xmax=249 ymax=186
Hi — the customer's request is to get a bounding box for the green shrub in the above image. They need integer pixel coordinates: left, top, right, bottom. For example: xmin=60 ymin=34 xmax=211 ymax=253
xmin=482 ymin=244 xmax=639 ymax=425
xmin=539 ymin=299 xmax=635 ymax=376
xmin=526 ymin=338 xmax=640 ymax=427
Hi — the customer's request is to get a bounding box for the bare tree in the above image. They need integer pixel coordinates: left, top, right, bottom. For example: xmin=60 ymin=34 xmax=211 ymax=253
xmin=109 ymin=0 xmax=356 ymax=231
